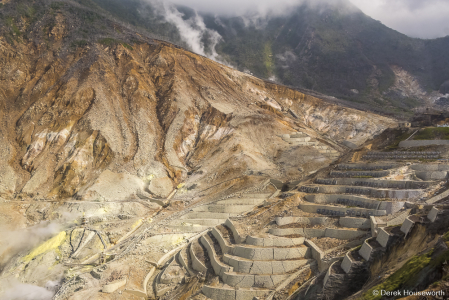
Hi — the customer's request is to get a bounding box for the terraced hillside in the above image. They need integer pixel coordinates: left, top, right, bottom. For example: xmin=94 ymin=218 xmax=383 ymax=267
xmin=2 ymin=1 xmax=449 ymax=300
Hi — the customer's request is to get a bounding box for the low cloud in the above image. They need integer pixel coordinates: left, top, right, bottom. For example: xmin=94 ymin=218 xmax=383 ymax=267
xmin=350 ymin=0 xmax=449 ymax=38
xmin=166 ymin=0 xmax=302 ymax=16
xmin=159 ymin=0 xmax=448 ymax=38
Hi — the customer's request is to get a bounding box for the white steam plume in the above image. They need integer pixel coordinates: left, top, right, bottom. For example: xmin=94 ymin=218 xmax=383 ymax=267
xmin=0 ymin=279 xmax=54 ymax=300
xmin=0 ymin=212 xmax=79 ymax=266
xmin=144 ymin=0 xmax=227 ymax=63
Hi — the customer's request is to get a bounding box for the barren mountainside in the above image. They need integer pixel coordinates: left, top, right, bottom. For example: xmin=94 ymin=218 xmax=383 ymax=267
xmin=78 ymin=0 xmax=449 ymax=115
xmin=0 ymin=0 xmax=396 ymax=202
xmin=4 ymin=2 xmax=437 ymax=300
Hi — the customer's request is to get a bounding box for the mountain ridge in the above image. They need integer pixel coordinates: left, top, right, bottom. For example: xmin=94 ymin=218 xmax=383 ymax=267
xmin=67 ymin=0 xmax=449 ymax=115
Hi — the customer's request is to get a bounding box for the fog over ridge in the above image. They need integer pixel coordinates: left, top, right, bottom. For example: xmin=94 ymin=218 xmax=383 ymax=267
xmin=161 ymin=0 xmax=449 ymax=38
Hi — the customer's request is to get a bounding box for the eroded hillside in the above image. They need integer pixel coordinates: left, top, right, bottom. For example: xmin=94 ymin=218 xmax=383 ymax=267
xmin=0 ymin=7 xmax=396 ymax=203
xmin=0 ymin=1 xmax=403 ymax=299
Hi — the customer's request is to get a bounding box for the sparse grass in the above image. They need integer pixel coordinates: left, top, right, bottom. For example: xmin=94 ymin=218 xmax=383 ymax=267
xmin=414 ymin=127 xmax=449 ymax=140
xmin=98 ymin=38 xmax=133 ymax=50
xmin=18 ymin=4 xmax=36 ymax=18
xmin=5 ymin=16 xmax=21 ymax=38
xmin=71 ymin=40 xmax=88 ymax=48
xmin=363 ymin=250 xmax=433 ymax=300
xmin=99 ymin=37 xmax=117 ymax=45
xmin=386 ymin=130 xmax=413 ymax=149
xmin=353 ymin=244 xmax=362 ymax=251
xmin=121 ymin=42 xmax=133 ymax=50
xmin=50 ymin=2 xmax=65 ymax=10
xmin=442 ymin=230 xmax=449 ymax=242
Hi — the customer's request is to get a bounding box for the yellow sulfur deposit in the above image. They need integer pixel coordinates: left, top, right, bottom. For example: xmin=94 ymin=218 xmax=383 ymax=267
xmin=131 ymin=219 xmax=143 ymax=229
xmin=23 ymin=231 xmax=67 ymax=263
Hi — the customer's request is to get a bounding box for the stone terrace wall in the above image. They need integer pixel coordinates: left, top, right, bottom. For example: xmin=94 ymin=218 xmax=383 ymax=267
xmin=339 ymin=217 xmax=370 ymax=229
xmin=411 ymin=164 xmax=449 ymax=171
xmin=341 ymin=253 xmax=353 ymax=273
xmin=316 ymin=178 xmax=431 ymax=189
xmin=376 ymin=228 xmax=390 ymax=247
xmin=359 ymin=239 xmax=373 ymax=261
xmin=399 ymin=140 xmax=449 ymax=148
xmin=427 ymin=207 xmax=440 ymax=222
xmin=269 ymin=227 xmax=367 ymax=240
xmin=298 ymin=203 xmax=387 ymax=216
xmin=275 ymin=216 xmax=328 ymax=226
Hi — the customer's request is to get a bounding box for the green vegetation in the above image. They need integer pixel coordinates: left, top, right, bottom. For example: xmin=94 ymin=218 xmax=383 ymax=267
xmin=99 ymin=37 xmax=117 ymax=46
xmin=263 ymin=42 xmax=274 ymax=75
xmin=387 ymin=130 xmax=413 ymax=149
xmin=414 ymin=127 xmax=449 ymax=140
xmin=442 ymin=230 xmax=449 ymax=242
xmin=50 ymin=2 xmax=65 ymax=10
xmin=353 ymin=244 xmax=362 ymax=251
xmin=71 ymin=40 xmax=89 ymax=49
xmin=121 ymin=42 xmax=133 ymax=50
xmin=363 ymin=251 xmax=433 ymax=300
xmin=5 ymin=16 xmax=21 ymax=37
xmin=17 ymin=3 xmax=36 ymax=18
xmin=98 ymin=38 xmax=133 ymax=50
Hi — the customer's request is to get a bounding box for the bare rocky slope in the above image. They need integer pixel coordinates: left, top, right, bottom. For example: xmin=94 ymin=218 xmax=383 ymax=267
xmin=0 ymin=0 xmax=396 ymax=202
xmin=0 ymin=1 xmax=406 ymax=299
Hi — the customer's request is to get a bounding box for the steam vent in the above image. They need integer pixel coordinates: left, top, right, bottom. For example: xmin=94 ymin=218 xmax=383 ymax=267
xmin=1 ymin=0 xmax=449 ymax=299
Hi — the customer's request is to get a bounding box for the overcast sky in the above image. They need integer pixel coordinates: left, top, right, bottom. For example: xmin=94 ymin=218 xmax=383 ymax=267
xmin=167 ymin=0 xmax=449 ymax=39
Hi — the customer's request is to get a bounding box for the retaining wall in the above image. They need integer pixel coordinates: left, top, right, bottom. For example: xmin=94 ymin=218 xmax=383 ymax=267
xmin=202 ymin=285 xmax=267 ymax=300
xmin=341 ymin=253 xmax=353 ymax=274
xmin=211 ymin=228 xmax=232 ymax=254
xmin=302 ymin=185 xmax=422 ymax=199
xmin=330 ymin=170 xmax=390 ymax=178
xmin=378 ymin=202 xmax=405 ymax=215
xmin=275 ymin=216 xmax=327 ymax=226
xmin=325 ymin=228 xmax=367 ymax=240
xmin=245 ymin=236 xmax=305 ymax=247
xmin=400 ymin=217 xmax=415 ymax=235
xmin=426 ymin=189 xmax=449 ymax=204
xmin=231 ymin=245 xmax=310 ymax=260
xmin=200 ymin=235 xmax=232 ymax=277
xmin=337 ymin=164 xmax=397 ymax=170
xmin=386 ymin=210 xmax=411 ymax=227
xmin=268 ymin=228 xmax=326 ymax=238
xmin=339 ymin=217 xmax=370 ymax=229
xmin=415 ymin=171 xmax=448 ymax=181
xmin=269 ymin=227 xmax=367 ymax=240
xmin=370 ymin=216 xmax=378 ymax=237
xmin=305 ymin=195 xmax=405 ymax=214
xmin=304 ymin=194 xmax=379 ymax=208
xmin=298 ymin=203 xmax=386 ymax=216
xmin=411 ymin=164 xmax=449 ymax=171
xmin=427 ymin=207 xmax=439 ymax=222
xmin=190 ymin=242 xmax=207 ymax=274
xmin=399 ymin=140 xmax=449 ymax=148
xmin=224 ymin=219 xmax=246 ymax=244
xmin=359 ymin=239 xmax=373 ymax=261
xmin=304 ymin=239 xmax=324 ymax=261
xmin=315 ymin=178 xmax=432 ymax=189
xmin=376 ymin=228 xmax=390 ymax=247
